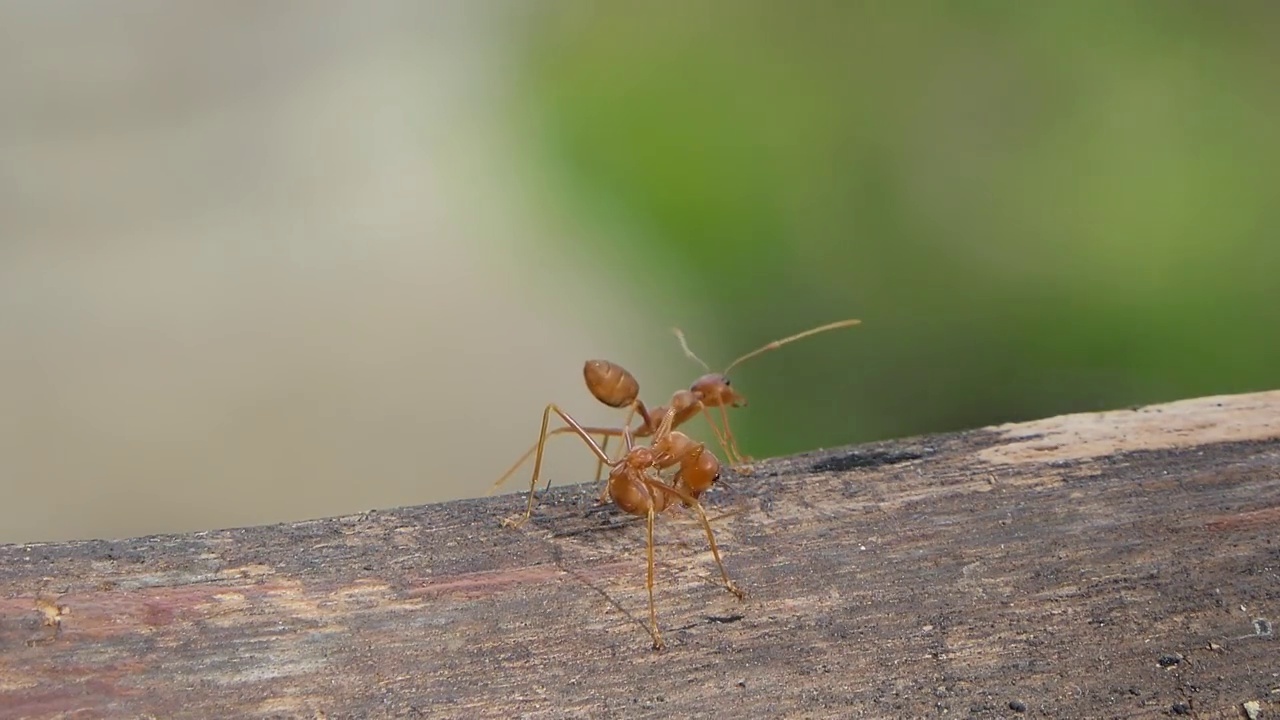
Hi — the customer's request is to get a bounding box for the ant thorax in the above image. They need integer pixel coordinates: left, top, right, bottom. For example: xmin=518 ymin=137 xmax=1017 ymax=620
xmin=624 ymin=446 xmax=656 ymax=470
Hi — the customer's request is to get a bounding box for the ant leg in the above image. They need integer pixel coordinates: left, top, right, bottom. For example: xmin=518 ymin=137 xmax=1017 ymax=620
xmin=503 ymin=404 xmax=613 ymax=528
xmin=645 ymin=505 xmax=664 ymax=650
xmin=597 ymin=435 xmax=611 ymax=482
xmin=684 ymin=495 xmax=746 ymax=599
xmin=489 ymin=425 xmax=627 ymax=497
xmin=489 ymin=428 xmax=573 ymax=496
xmin=597 ymin=402 xmax=639 ymax=481
xmin=701 ymin=407 xmax=742 ymax=461
xmin=646 ymin=480 xmax=745 ymax=600
xmin=715 ymin=404 xmax=753 ymax=464
xmin=595 ymin=432 xmax=615 ymax=504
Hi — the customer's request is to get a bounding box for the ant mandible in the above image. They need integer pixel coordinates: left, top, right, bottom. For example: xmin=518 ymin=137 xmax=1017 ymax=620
xmin=502 ymin=403 xmax=744 ymax=650
xmin=487 ymin=318 xmax=860 ymax=496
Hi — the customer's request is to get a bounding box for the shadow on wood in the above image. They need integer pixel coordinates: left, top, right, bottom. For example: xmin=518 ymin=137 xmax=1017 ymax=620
xmin=3 ymin=391 xmax=1279 ymax=719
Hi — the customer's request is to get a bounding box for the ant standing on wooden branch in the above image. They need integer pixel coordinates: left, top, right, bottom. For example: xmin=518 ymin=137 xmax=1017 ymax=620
xmin=501 ymin=403 xmax=743 ymax=649
xmin=488 ymin=318 xmax=862 ymax=496
xmin=489 ymin=318 xmax=860 ymax=649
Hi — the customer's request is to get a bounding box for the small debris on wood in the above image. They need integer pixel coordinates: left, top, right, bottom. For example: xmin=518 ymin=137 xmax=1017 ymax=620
xmin=808 ymin=448 xmax=925 ymax=473
xmin=35 ymin=597 xmax=68 ymax=629
xmin=706 ymin=614 xmax=744 ymax=624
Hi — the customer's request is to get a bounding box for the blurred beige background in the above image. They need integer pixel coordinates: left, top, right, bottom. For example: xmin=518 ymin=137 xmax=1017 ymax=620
xmin=0 ymin=4 xmax=690 ymax=544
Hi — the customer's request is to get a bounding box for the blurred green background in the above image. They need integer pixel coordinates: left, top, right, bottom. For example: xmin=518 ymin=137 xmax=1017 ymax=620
xmin=506 ymin=2 xmax=1280 ymax=458
xmin=2 ymin=3 xmax=1277 ymax=544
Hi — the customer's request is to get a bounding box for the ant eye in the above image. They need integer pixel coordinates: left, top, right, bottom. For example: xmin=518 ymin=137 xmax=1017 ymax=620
xmin=722 ymin=378 xmax=731 ymax=386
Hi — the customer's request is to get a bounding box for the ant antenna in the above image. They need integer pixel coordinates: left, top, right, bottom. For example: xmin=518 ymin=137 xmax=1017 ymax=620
xmin=721 ymin=319 xmax=862 ymax=375
xmin=672 ymin=327 xmax=711 ymax=372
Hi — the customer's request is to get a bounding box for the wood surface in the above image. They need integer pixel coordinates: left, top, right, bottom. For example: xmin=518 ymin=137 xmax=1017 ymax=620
xmin=2 ymin=390 xmax=1279 ymax=719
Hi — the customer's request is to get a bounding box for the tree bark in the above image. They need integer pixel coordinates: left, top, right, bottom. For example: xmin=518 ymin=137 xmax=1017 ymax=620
xmin=3 ymin=391 xmax=1278 ymax=719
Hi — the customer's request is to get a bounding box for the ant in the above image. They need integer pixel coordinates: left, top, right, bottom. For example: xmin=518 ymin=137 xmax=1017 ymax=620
xmin=502 ymin=403 xmax=743 ymax=650
xmin=488 ymin=318 xmax=860 ymax=496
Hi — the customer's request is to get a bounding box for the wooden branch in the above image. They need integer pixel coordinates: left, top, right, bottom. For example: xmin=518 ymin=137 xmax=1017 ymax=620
xmin=3 ymin=391 xmax=1279 ymax=719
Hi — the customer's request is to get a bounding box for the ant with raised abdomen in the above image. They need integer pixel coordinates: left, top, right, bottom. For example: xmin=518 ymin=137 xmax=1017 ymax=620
xmin=502 ymin=404 xmax=744 ymax=650
xmin=488 ymin=319 xmax=861 ymax=496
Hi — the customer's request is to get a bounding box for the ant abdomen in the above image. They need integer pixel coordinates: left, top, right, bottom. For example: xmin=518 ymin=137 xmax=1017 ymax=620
xmin=583 ymin=360 xmax=640 ymax=408
xmin=678 ymin=448 xmax=720 ymax=500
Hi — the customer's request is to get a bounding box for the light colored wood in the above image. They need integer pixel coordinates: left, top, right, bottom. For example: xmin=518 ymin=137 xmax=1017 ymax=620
xmin=3 ymin=391 xmax=1279 ymax=719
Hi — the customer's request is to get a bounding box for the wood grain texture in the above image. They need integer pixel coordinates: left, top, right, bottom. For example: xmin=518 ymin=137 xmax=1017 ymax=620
xmin=3 ymin=391 xmax=1279 ymax=719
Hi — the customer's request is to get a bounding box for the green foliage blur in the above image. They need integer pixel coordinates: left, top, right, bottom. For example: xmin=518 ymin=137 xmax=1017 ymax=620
xmin=504 ymin=3 xmax=1280 ymax=460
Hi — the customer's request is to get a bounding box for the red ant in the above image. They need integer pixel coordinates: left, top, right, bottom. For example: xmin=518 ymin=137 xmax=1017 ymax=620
xmin=501 ymin=404 xmax=743 ymax=650
xmin=488 ymin=319 xmax=860 ymax=495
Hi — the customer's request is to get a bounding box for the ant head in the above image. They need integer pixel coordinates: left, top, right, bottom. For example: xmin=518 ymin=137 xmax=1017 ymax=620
xmin=583 ymin=359 xmax=639 ymax=408
xmin=690 ymin=373 xmax=747 ymax=408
